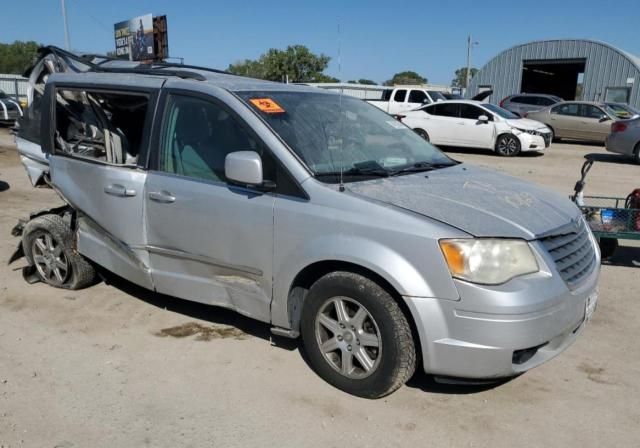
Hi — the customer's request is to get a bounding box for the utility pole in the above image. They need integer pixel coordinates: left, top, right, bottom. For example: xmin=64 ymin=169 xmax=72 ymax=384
xmin=466 ymin=34 xmax=479 ymax=92
xmin=61 ymin=0 xmax=71 ymax=50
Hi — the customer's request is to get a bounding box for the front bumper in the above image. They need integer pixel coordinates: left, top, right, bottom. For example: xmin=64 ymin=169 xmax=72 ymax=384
xmin=515 ymin=132 xmax=551 ymax=151
xmin=405 ymin=241 xmax=600 ymax=379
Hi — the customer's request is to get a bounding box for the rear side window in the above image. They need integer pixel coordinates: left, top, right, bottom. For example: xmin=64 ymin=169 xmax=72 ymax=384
xmin=537 ymin=97 xmax=555 ymax=106
xmin=552 ymin=104 xmax=579 ymax=116
xmin=53 ymin=88 xmax=150 ymax=165
xmin=158 ymin=94 xmax=259 ymax=182
xmin=510 ymin=96 xmax=526 ymax=104
xmin=393 ymin=90 xmax=407 ymax=102
xmin=408 ymin=90 xmax=428 ymax=104
xmin=431 ymin=103 xmax=460 ymax=117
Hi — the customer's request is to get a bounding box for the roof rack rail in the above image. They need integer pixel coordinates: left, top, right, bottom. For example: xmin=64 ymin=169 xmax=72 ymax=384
xmin=37 ymin=46 xmax=226 ymax=82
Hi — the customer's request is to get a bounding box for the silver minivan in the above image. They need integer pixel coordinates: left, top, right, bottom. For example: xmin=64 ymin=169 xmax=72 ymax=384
xmin=12 ymin=48 xmax=600 ymax=398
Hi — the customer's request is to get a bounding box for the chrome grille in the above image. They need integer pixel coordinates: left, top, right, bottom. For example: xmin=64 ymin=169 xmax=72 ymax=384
xmin=540 ymin=219 xmax=596 ymax=288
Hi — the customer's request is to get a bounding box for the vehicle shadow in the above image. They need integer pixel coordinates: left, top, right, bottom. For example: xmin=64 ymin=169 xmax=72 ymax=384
xmin=98 ymin=269 xmax=299 ymax=351
xmin=438 ymin=146 xmax=544 ymax=158
xmin=602 ymin=245 xmax=640 ymax=268
xmin=0 ymin=180 xmax=9 ymax=192
xmin=405 ymin=373 xmax=515 ymax=395
xmin=555 ymin=141 xmax=604 ymax=148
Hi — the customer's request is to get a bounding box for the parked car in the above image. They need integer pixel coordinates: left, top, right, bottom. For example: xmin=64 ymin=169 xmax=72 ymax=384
xmin=606 ymin=118 xmax=640 ymax=164
xmin=367 ymin=87 xmax=447 ymax=114
xmin=12 ymin=47 xmax=600 ymax=398
xmin=0 ymin=89 xmax=23 ymax=124
xmin=526 ymin=101 xmax=619 ymax=143
xmin=400 ymin=100 xmax=551 ymax=156
xmin=605 ymin=102 xmax=640 ymax=120
xmin=499 ymin=93 xmax=563 ymax=117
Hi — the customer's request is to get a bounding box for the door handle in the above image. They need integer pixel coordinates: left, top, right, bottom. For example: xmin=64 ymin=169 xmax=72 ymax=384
xmin=104 ymin=184 xmax=136 ymax=197
xmin=148 ymin=190 xmax=176 ymax=204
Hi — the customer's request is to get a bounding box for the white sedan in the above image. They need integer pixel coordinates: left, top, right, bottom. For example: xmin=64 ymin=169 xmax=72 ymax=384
xmin=400 ymin=100 xmax=551 ymax=156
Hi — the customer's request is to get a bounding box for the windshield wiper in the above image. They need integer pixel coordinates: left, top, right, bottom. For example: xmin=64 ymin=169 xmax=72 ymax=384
xmin=388 ymin=161 xmax=457 ymax=176
xmin=315 ymin=160 xmax=390 ymax=179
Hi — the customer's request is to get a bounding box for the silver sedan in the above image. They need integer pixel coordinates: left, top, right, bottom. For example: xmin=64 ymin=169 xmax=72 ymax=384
xmin=606 ymin=117 xmax=640 ymax=164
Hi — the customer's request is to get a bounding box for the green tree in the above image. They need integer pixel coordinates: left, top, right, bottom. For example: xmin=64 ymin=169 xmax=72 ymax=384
xmin=348 ymin=78 xmax=377 ymax=85
xmin=227 ymin=45 xmax=337 ymax=83
xmin=0 ymin=41 xmax=40 ymax=74
xmin=451 ymin=67 xmax=478 ymax=88
xmin=383 ymin=71 xmax=427 ymax=86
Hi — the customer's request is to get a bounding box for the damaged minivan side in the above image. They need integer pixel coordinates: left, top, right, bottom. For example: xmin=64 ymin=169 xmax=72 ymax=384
xmin=11 ymin=47 xmax=600 ymax=398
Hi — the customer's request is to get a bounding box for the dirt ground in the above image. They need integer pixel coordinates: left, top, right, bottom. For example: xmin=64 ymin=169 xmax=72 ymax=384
xmin=1 ymin=127 xmax=639 ymax=447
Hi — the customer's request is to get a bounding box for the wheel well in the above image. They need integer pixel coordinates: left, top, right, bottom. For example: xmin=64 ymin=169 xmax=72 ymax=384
xmin=287 ymin=260 xmax=423 ymax=363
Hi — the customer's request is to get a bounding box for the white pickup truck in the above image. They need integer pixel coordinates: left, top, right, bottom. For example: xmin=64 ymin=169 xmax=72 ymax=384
xmin=367 ymin=88 xmax=447 ymax=114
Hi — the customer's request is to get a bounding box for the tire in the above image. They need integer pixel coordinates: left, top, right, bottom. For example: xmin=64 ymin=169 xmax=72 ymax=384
xmin=598 ymin=238 xmax=618 ymax=260
xmin=495 ymin=134 xmax=521 ymax=157
xmin=633 ymin=142 xmax=640 ymax=165
xmin=414 ymin=128 xmax=430 ymax=142
xmin=300 ymin=271 xmax=416 ymax=398
xmin=547 ymin=126 xmax=558 ymax=143
xmin=22 ymin=214 xmax=96 ymax=290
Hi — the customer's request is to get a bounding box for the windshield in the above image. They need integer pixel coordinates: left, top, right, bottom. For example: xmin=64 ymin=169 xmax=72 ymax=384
xmin=481 ymin=103 xmax=519 ymax=119
xmin=428 ymin=91 xmax=447 ymax=102
xmin=238 ymin=91 xmax=455 ymax=181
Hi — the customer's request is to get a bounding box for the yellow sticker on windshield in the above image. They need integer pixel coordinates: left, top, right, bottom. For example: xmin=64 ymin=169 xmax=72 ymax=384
xmin=250 ymin=98 xmax=285 ymax=114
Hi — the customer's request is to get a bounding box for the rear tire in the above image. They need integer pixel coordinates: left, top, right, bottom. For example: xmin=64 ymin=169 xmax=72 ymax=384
xmin=300 ymin=271 xmax=416 ymax=398
xmin=414 ymin=128 xmax=430 ymax=142
xmin=633 ymin=142 xmax=640 ymax=165
xmin=547 ymin=126 xmax=559 ymax=143
xmin=495 ymin=134 xmax=521 ymax=157
xmin=22 ymin=214 xmax=96 ymax=290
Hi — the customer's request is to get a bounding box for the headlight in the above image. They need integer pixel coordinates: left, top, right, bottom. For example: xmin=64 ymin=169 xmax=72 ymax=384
xmin=439 ymin=239 xmax=539 ymax=285
xmin=513 ymin=128 xmax=538 ymax=136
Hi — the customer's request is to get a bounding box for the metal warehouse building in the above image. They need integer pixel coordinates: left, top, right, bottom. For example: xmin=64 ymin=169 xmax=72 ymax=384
xmin=467 ymin=39 xmax=640 ymax=108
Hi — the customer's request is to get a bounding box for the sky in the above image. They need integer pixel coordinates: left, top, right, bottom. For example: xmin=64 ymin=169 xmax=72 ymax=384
xmin=3 ymin=0 xmax=640 ymax=85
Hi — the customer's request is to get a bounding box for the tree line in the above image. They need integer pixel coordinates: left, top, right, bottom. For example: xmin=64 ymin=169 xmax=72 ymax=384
xmin=0 ymin=40 xmax=477 ymax=87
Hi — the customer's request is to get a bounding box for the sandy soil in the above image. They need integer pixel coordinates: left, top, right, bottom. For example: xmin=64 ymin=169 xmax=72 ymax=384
xmin=1 ymin=128 xmax=639 ymax=447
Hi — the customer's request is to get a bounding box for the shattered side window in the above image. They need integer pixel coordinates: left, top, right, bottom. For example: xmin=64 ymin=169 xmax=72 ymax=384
xmin=54 ymin=89 xmax=150 ymax=165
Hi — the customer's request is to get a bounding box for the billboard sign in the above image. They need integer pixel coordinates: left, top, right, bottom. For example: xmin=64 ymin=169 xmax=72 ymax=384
xmin=114 ymin=14 xmax=154 ymax=61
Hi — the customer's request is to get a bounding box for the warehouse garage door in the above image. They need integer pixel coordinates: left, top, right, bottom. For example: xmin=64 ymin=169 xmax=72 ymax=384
xmin=520 ymin=59 xmax=586 ymax=100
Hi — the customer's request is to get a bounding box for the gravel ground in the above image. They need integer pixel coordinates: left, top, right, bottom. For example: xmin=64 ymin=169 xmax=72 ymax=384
xmin=1 ymin=127 xmax=639 ymax=447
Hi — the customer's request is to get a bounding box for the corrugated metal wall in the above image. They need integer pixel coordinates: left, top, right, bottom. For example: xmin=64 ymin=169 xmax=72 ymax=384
xmin=468 ymin=40 xmax=640 ymax=108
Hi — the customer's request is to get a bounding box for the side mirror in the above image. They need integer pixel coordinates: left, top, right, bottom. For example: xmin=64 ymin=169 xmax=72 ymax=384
xmin=225 ymin=151 xmax=271 ymax=189
xmin=478 ymin=115 xmax=489 ymax=123
xmin=599 ymin=115 xmax=610 ymax=122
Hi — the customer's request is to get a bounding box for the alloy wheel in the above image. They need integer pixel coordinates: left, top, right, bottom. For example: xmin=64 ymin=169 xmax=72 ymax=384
xmin=31 ymin=232 xmax=69 ymax=286
xmin=498 ymin=136 xmax=519 ymax=155
xmin=314 ymin=296 xmax=382 ymax=379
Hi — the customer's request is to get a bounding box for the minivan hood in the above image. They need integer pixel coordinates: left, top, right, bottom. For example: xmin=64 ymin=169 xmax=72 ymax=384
xmin=346 ymin=165 xmax=580 ymax=239
xmin=505 ymin=118 xmax=548 ymax=130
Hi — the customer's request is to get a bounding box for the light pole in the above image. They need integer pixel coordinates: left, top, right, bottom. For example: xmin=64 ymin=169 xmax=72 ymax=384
xmin=61 ymin=0 xmax=71 ymax=50
xmin=466 ymin=34 xmax=479 ymax=92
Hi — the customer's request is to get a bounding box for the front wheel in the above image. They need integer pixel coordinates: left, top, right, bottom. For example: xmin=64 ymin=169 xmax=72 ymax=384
xmin=414 ymin=128 xmax=430 ymax=142
xmin=300 ymin=271 xmax=416 ymax=398
xmin=495 ymin=134 xmax=521 ymax=156
xmin=633 ymin=142 xmax=640 ymax=165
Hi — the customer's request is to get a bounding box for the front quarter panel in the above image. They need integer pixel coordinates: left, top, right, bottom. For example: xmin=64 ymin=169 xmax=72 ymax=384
xmin=270 ymin=179 xmax=466 ymax=329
